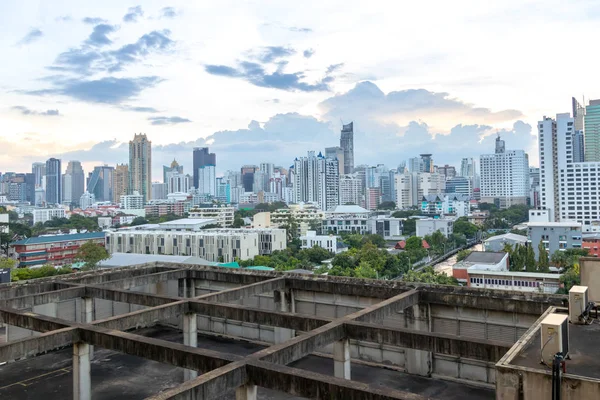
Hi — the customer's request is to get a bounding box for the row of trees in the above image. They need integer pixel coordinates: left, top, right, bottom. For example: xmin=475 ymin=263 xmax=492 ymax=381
xmin=479 ymin=204 xmax=530 ymax=230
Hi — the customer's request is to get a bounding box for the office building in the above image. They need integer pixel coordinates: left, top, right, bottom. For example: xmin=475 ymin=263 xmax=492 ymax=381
xmin=62 ymin=161 xmax=85 ymax=206
xmin=325 ymin=147 xmax=345 ymax=176
xmin=87 ymin=165 xmax=114 ymax=203
xmin=45 ymin=158 xmax=62 ymax=205
xmin=193 ymin=147 xmax=216 ymax=189
xmin=585 ymin=99 xmax=600 ymax=162
xmin=189 ymin=205 xmax=235 ymax=227
xmin=129 ymin=133 xmax=152 ymax=202
xmin=365 ymin=187 xmax=381 ymax=211
xmin=198 ymin=165 xmax=216 ymax=196
xmin=408 ymin=157 xmax=423 ymax=173
xmin=437 ymin=164 xmax=456 ymax=179
xmin=527 ymin=221 xmax=582 ymax=259
xmin=121 ymin=191 xmax=144 ymax=210
xmin=339 ymin=174 xmax=362 ymax=206
xmin=445 ymin=176 xmax=472 ymax=197
xmin=480 ymin=135 xmax=529 ymax=208
xmin=113 ymin=164 xmax=129 ymax=203
xmin=340 ymin=122 xmax=354 ymax=174
xmin=151 ymin=182 xmax=168 ymax=200
xmin=241 ymin=165 xmax=257 ymax=192
xmin=79 ymin=191 xmax=95 ymax=210
xmin=293 ymin=151 xmax=339 ymax=211
xmin=420 ymin=154 xmax=433 ymax=173
xmin=163 ymin=159 xmax=183 ymax=185
xmin=31 ymin=162 xmax=45 ymax=188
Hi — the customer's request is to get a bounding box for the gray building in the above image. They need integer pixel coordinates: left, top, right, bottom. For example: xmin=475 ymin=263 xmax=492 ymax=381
xmin=45 ymin=158 xmax=62 ymax=205
xmin=340 ymin=122 xmax=354 ymax=174
xmin=63 ymin=161 xmax=85 ymax=206
xmin=87 ymin=165 xmax=114 ymax=202
xmin=484 ymin=233 xmax=528 ymax=252
xmin=527 ymin=221 xmax=582 ymax=259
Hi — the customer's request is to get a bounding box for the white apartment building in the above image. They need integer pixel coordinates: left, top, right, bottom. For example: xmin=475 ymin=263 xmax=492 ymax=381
xmin=322 ymin=205 xmax=371 ymax=235
xmin=33 ymin=208 xmax=66 ymax=225
xmin=293 ymin=151 xmax=340 ymax=211
xmin=539 ymin=113 xmax=600 ymax=228
xmin=121 ymin=191 xmax=144 ymax=209
xmin=442 ymin=194 xmax=470 ymax=217
xmin=416 ymin=218 xmax=455 ymax=238
xmin=395 ymin=172 xmax=445 ymax=209
xmin=271 ymin=203 xmax=325 ymax=237
xmin=198 ymin=165 xmax=216 ymax=196
xmin=188 ymin=205 xmax=235 ymax=227
xmin=300 ymin=231 xmax=340 ymax=254
xmin=339 ymin=174 xmax=362 ymax=206
xmin=105 ymin=227 xmax=286 ymax=262
xmin=480 ymin=136 xmax=529 ymax=208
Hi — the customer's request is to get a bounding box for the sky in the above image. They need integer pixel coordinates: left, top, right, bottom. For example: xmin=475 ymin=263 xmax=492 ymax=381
xmin=1 ymin=0 xmax=599 ymax=179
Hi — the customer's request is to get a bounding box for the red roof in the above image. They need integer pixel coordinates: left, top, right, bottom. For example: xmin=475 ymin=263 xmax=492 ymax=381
xmin=395 ymin=239 xmax=430 ymax=250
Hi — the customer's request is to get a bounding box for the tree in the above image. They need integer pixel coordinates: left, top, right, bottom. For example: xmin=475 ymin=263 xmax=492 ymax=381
xmin=558 ymin=262 xmax=580 ymax=294
xmin=0 ymin=258 xmax=16 ymax=269
xmin=307 ymin=218 xmax=322 ymax=234
xmin=0 ymin=233 xmax=11 ymax=256
xmin=200 ymin=223 xmax=222 ymax=229
xmin=343 ymin=234 xmax=364 ymax=249
xmin=300 ymin=246 xmax=334 ymax=264
xmin=456 ymin=249 xmax=473 ymax=262
xmin=401 ymin=266 xmax=459 ymax=285
xmin=279 ymin=215 xmax=299 ymax=243
xmin=551 ymin=250 xmax=569 ymax=269
xmin=405 ymin=236 xmax=423 ymax=251
xmin=354 ymin=262 xmax=378 ymax=279
xmin=525 ymin=245 xmax=536 ymax=272
xmin=232 ymin=214 xmax=245 ymax=228
xmin=453 ymin=217 xmax=479 ymax=238
xmin=537 ymin=240 xmax=550 ymax=272
xmin=377 ymin=201 xmax=396 ymax=210
xmin=331 ymin=252 xmax=355 ymax=270
xmin=130 ymin=217 xmax=149 ymax=226
xmin=75 ymin=241 xmax=109 ymax=269
xmin=402 ymin=218 xmax=416 ymax=235
xmin=361 ymin=234 xmax=386 ymax=248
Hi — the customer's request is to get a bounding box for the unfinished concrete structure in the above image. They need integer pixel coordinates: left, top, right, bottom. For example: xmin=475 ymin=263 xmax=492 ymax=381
xmin=0 ymin=264 xmax=568 ymax=399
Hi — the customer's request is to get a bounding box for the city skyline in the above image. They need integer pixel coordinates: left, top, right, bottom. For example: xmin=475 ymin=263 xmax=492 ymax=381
xmin=2 ymin=1 xmax=599 ymax=177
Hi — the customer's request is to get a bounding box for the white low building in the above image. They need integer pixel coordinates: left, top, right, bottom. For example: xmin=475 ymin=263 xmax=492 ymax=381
xmin=468 ymin=270 xmax=561 ymax=294
xmin=33 ymin=208 xmax=66 ymax=225
xmin=189 ymin=205 xmax=235 ymax=227
xmin=322 ymin=205 xmax=371 ymax=235
xmin=300 ymin=231 xmax=343 ymax=254
xmin=121 ymin=191 xmax=144 ymax=210
xmin=416 ymin=218 xmax=455 ymax=238
xmin=366 ymin=215 xmax=403 ymax=240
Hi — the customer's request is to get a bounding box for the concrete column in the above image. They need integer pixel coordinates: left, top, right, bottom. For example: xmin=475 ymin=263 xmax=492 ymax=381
xmin=405 ymin=304 xmax=432 ymax=376
xmin=156 ymin=281 xmax=169 ymax=296
xmin=333 ymin=338 xmax=351 ymax=379
xmin=186 ymin=278 xmax=196 ymax=298
xmin=274 ymin=290 xmax=295 ymax=344
xmin=183 ymin=313 xmax=198 ymax=381
xmin=178 ymin=279 xmax=186 ymax=297
xmin=82 ymin=297 xmax=94 ymax=359
xmin=235 ymin=384 xmax=257 ymax=400
xmin=73 ymin=342 xmax=91 ymax=400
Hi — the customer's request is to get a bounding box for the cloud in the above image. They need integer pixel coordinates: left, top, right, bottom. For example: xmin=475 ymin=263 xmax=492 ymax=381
xmin=148 ymin=116 xmax=192 ymax=125
xmin=289 ymin=27 xmax=312 ymax=33
xmin=326 ymin=63 xmax=344 ymax=73
xmin=25 ymin=76 xmax=163 ymax=104
xmin=303 ymin=49 xmax=315 ymax=58
xmin=160 ymin=7 xmax=178 ymax=18
xmin=83 ymin=17 xmax=106 ymax=25
xmin=86 ymin=24 xmax=117 ymax=46
xmin=50 ymin=29 xmax=175 ymax=75
xmin=123 ymin=6 xmax=144 ymax=22
xmin=120 ymin=105 xmax=160 ymax=113
xmin=12 ymin=106 xmax=60 ymax=116
xmin=17 ymin=28 xmax=43 ymax=46
xmin=55 ymin=16 xmax=72 ymax=22
xmin=204 ymin=46 xmax=339 ymax=92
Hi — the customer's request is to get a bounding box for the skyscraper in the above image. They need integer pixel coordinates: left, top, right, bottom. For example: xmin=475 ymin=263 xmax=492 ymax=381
xmin=193 ymin=147 xmax=216 ymax=189
xmin=241 ymin=165 xmax=257 ymax=192
xmin=339 ymin=122 xmax=354 ymax=174
xmin=163 ymin=159 xmax=183 ymax=184
xmin=408 ymin=157 xmax=423 ymax=173
xmin=198 ymin=165 xmax=216 ymax=196
xmin=584 ymin=99 xmax=600 ymax=162
xmin=293 ymin=151 xmax=339 ymax=211
xmin=87 ymin=165 xmax=114 ymax=202
xmin=62 ymin=161 xmax=85 ymax=206
xmin=31 ymin=162 xmax=45 ymax=188
xmin=113 ymin=164 xmax=129 ymax=203
xmin=420 ymin=154 xmax=433 ymax=173
xmin=45 ymin=158 xmax=62 ymax=205
xmin=325 ymin=147 xmax=345 ymax=176
xmin=129 ymin=133 xmax=152 ymax=202
xmin=459 ymin=158 xmax=477 ymax=178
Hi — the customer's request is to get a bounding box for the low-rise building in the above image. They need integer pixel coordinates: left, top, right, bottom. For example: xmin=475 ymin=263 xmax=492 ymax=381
xmin=421 ymin=195 xmax=443 ymax=214
xmin=11 ymin=231 xmax=106 ymax=267
xmin=188 ymin=205 xmax=235 ymax=227
xmin=322 ymin=205 xmax=371 ymax=235
xmin=442 ymin=194 xmax=470 ymax=217
xmin=0 ymin=213 xmax=8 ymax=233
xmin=120 ymin=191 xmax=144 ymax=210
xmin=33 ymin=207 xmax=66 ymax=225
xmin=483 ymin=233 xmax=528 ymax=252
xmin=527 ymin=221 xmax=582 ymax=259
xmin=467 ymin=269 xmax=561 ymax=293
xmin=528 ymin=209 xmax=551 ymax=223
xmin=366 ymin=214 xmax=403 ymax=240
xmin=252 ymin=212 xmax=271 ymax=228
xmin=271 ymin=203 xmax=324 ymax=237
xmin=467 ymin=210 xmax=489 ymax=227
xmin=416 ymin=218 xmax=455 ymax=238
xmin=452 ymin=251 xmax=509 ymax=283
xmin=300 ymin=231 xmax=342 ymax=254
xmin=582 ymin=233 xmax=600 ymax=257
xmin=105 ymin=222 xmax=285 ymax=262
xmin=144 ymin=201 xmax=185 ymax=217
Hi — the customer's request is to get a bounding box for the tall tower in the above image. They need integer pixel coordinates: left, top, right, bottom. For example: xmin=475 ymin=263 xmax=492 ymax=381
xmin=45 ymin=158 xmax=62 ymax=205
xmin=113 ymin=164 xmax=129 ymax=203
xmin=31 ymin=162 xmax=46 ymax=188
xmin=129 ymin=133 xmax=152 ymax=202
xmin=419 ymin=154 xmax=433 ymax=173
xmin=585 ymin=100 xmax=600 ymax=162
xmin=87 ymin=165 xmax=114 ymax=202
xmin=340 ymin=122 xmax=354 ymax=174
xmin=193 ymin=147 xmax=216 ymax=189
xmin=63 ymin=161 xmax=85 ymax=206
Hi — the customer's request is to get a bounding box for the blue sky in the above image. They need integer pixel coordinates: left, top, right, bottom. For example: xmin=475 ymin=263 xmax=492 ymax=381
xmin=1 ymin=0 xmax=599 ymax=178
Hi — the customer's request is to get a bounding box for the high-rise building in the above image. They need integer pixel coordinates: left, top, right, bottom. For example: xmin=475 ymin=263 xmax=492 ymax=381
xmin=340 ymin=122 xmax=354 ymax=174
xmin=445 ymin=176 xmax=473 ymax=197
xmin=198 ymin=165 xmax=216 ymax=196
xmin=325 ymin=147 xmax=345 ymax=176
xmin=293 ymin=151 xmax=339 ymax=211
xmin=87 ymin=165 xmax=114 ymax=203
xmin=241 ymin=165 xmax=257 ymax=192
xmin=31 ymin=162 xmax=45 ymax=188
xmin=529 ymin=167 xmax=541 ymax=208
xmin=215 ymin=177 xmax=231 ymax=203
xmin=163 ymin=159 xmax=183 ymax=184
xmin=113 ymin=164 xmax=129 ymax=203
xmin=45 ymin=158 xmax=62 ymax=205
xmin=62 ymin=161 xmax=85 ymax=206
xmin=259 ymin=163 xmax=274 ymax=191
xmin=437 ymin=164 xmax=457 ymax=179
xmin=395 ymin=172 xmax=446 ymax=209
xmin=193 ymin=147 xmax=216 ymax=189
xmin=573 ymin=97 xmax=586 ymax=132
xmin=420 ymin=154 xmax=433 ymax=173
xmin=573 ymin=130 xmax=585 ymax=163
xmin=79 ymin=191 xmax=95 ymax=210
xmin=480 ymin=135 xmax=529 ymax=209
xmin=584 ymin=100 xmax=600 ymax=162
xmin=460 ymin=158 xmax=477 ymax=178
xmin=408 ymin=157 xmax=424 ymax=173
xmin=339 ymin=174 xmax=362 ymax=206
xmin=151 ymin=182 xmax=168 ymax=200
xmin=129 ymin=133 xmax=152 ymax=202
xmin=167 ymin=172 xmax=190 ymax=194
xmin=365 ymin=187 xmax=381 ymax=211
xmin=539 ymin=112 xmax=600 ymax=226
xmin=121 ymin=191 xmax=144 ymax=209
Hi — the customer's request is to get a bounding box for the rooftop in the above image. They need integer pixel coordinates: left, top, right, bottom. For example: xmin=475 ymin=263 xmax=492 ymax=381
xmin=464 ymin=251 xmax=508 ymax=265
xmin=330 ymin=205 xmax=370 ymax=214
xmin=12 ymin=231 xmax=105 ymax=246
xmin=527 ymin=222 xmax=582 ymax=228
xmin=484 ymin=233 xmax=528 ymax=243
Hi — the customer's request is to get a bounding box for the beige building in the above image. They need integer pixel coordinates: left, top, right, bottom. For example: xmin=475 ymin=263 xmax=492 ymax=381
xmin=252 ymin=212 xmax=271 ymax=228
xmin=113 ymin=164 xmax=129 ymax=203
xmin=188 ymin=205 xmax=235 ymax=227
xmin=129 ymin=134 xmax=152 ymax=202
xmin=271 ymin=203 xmax=324 ymax=237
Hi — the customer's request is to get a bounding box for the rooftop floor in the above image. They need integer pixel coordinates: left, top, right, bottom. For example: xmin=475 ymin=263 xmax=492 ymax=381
xmin=0 ymin=326 xmax=493 ymax=400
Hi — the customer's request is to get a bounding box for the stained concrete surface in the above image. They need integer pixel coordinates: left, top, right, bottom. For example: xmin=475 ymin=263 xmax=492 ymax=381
xmin=0 ymin=326 xmax=493 ymax=400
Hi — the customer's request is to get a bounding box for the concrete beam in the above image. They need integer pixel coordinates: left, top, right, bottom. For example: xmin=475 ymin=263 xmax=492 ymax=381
xmin=188 ymin=269 xmax=278 ymax=285
xmin=344 ymin=321 xmax=512 ymax=362
xmin=0 ymin=287 xmax=86 ymax=309
xmin=78 ymin=325 xmax=240 ymax=372
xmin=352 ymin=289 xmax=420 ymax=323
xmin=0 ymin=282 xmax=74 ymax=300
xmin=84 ymin=286 xmax=178 ymax=307
xmin=188 ymin=300 xmax=331 ymax=331
xmin=144 ymin=362 xmax=247 ymax=400
xmin=420 ymin=286 xmax=567 ymax=315
xmin=246 ymin=360 xmax=428 ymax=400
xmin=0 ymin=307 xmax=72 ymax=332
xmin=196 ymin=277 xmax=285 ymax=303
xmin=94 ymin=269 xmax=188 ymax=290
xmin=92 ymin=301 xmax=186 ymax=331
xmin=285 ymin=276 xmax=413 ymax=299
xmin=68 ymin=265 xmax=178 ymax=285
xmin=0 ymin=327 xmax=76 ymax=362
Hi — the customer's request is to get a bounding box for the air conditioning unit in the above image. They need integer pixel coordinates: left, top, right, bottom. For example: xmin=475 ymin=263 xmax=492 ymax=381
xmin=569 ymin=285 xmax=589 ymax=324
xmin=540 ymin=313 xmax=569 ymax=365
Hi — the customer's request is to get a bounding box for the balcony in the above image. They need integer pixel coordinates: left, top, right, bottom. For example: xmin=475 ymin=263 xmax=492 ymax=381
xmin=47 ymin=245 xmax=79 ymax=252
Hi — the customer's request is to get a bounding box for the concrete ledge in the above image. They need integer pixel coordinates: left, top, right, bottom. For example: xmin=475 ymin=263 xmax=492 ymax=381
xmin=196 ymin=277 xmax=285 ymax=303
xmin=84 ymin=286 xmax=178 ymax=307
xmin=0 ymin=307 xmax=72 ymax=332
xmin=0 ymin=327 xmax=76 ymax=362
xmin=286 ymin=276 xmax=414 ymax=299
xmin=92 ymin=302 xmax=186 ymax=331
xmin=0 ymin=287 xmax=86 ymax=309
xmin=94 ymin=269 xmax=188 ymax=290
